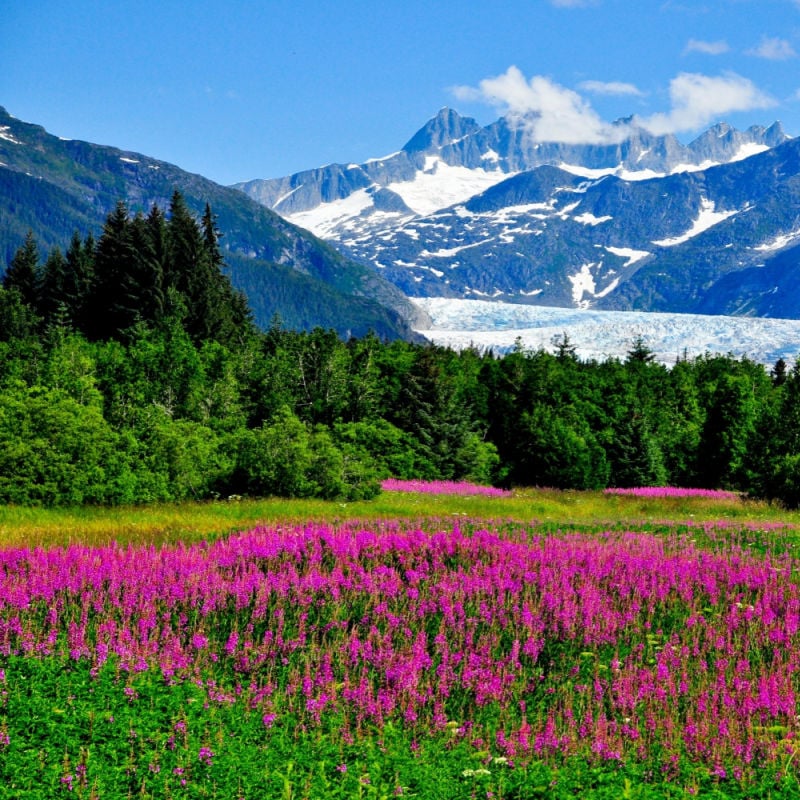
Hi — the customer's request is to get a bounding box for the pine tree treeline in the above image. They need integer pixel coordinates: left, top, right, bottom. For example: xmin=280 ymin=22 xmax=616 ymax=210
xmin=2 ymin=192 xmax=253 ymax=347
xmin=3 ymin=199 xmax=800 ymax=507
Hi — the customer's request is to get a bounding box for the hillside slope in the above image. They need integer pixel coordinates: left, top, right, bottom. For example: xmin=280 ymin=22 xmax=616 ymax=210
xmin=0 ymin=108 xmax=426 ymax=339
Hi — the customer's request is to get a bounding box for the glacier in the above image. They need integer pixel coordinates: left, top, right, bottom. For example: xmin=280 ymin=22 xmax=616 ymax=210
xmin=411 ymin=298 xmax=800 ymax=367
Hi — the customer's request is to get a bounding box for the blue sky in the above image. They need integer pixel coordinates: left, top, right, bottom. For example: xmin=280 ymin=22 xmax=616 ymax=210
xmin=2 ymin=0 xmax=800 ymax=185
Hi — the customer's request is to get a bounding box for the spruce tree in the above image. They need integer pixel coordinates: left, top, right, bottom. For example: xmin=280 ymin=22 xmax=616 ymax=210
xmin=607 ymin=409 xmax=668 ymax=487
xmin=130 ymin=210 xmax=166 ymax=326
xmin=201 ymin=203 xmax=225 ymax=273
xmin=167 ymin=191 xmax=215 ymax=342
xmin=3 ymin=231 xmax=41 ymax=310
xmin=771 ymin=357 xmax=788 ymax=387
xmin=90 ymin=201 xmax=139 ymax=339
xmin=40 ymin=246 xmax=69 ymax=323
xmin=64 ymin=230 xmax=96 ymax=335
xmin=164 ymin=193 xmax=253 ymax=346
xmin=166 ymin=190 xmax=202 ymax=299
xmin=200 ymin=202 xmax=253 ymax=345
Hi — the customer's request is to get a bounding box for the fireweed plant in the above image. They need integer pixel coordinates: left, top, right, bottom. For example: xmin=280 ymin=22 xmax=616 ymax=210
xmin=605 ymin=487 xmax=741 ymax=501
xmin=2 ymin=519 xmax=800 ymax=797
xmin=381 ymin=478 xmax=513 ymax=497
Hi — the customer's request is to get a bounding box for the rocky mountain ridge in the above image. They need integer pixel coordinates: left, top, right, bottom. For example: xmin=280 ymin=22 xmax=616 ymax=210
xmin=235 ymin=109 xmax=800 ymax=318
xmin=235 ymin=107 xmax=788 ymax=230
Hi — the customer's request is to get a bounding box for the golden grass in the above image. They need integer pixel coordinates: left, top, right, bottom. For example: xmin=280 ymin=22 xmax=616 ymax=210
xmin=0 ymin=489 xmax=795 ymax=549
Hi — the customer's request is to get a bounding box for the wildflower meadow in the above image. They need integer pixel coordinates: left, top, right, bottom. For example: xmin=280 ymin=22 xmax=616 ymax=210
xmin=1 ymin=486 xmax=800 ymax=798
xmin=380 ymin=479 xmax=513 ymax=497
xmin=604 ymin=488 xmax=741 ymax=501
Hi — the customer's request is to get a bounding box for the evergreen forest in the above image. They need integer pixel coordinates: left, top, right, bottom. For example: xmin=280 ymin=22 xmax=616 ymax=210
xmin=2 ymin=193 xmax=800 ymax=507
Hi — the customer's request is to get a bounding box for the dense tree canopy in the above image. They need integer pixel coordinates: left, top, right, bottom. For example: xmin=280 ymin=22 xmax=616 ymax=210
xmin=3 ymin=196 xmax=800 ymax=507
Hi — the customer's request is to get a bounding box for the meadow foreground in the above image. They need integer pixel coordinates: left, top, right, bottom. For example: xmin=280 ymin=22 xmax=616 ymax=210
xmin=0 ymin=489 xmax=798 ymax=798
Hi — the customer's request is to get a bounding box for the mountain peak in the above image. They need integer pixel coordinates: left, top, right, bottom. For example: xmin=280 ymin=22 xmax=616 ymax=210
xmin=761 ymin=120 xmax=790 ymax=146
xmin=402 ymin=107 xmax=481 ymax=153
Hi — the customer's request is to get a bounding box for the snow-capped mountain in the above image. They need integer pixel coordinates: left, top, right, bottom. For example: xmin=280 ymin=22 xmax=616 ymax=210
xmin=235 ymin=108 xmax=787 ymax=241
xmin=236 ymin=109 xmax=800 ymax=318
xmin=337 ymin=140 xmax=800 ymax=315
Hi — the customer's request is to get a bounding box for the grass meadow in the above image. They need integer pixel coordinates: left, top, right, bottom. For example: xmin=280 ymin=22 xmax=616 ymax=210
xmin=1 ymin=488 xmax=799 ymax=798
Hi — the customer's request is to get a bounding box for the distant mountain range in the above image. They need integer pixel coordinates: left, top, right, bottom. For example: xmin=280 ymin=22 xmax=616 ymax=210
xmin=5 ymin=104 xmax=800 ymax=332
xmin=236 ymin=108 xmax=800 ymax=319
xmin=0 ymin=107 xmax=425 ymax=340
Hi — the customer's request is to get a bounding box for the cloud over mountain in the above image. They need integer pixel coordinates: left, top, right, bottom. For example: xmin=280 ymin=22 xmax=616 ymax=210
xmin=637 ymin=72 xmax=776 ymax=135
xmin=455 ymin=67 xmax=776 ymax=143
xmin=579 ymin=80 xmax=644 ymax=97
xmin=453 ymin=66 xmax=627 ymax=145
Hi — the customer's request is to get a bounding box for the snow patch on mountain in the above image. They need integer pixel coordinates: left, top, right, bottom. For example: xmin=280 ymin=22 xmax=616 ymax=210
xmin=574 ymin=211 xmax=612 ymax=225
xmin=288 ymin=189 xmax=380 ymax=238
xmin=558 ymin=162 xmax=666 ymax=182
xmin=754 ymin=228 xmax=800 ymax=252
xmin=569 ymin=263 xmax=597 ymax=308
xmin=595 ymin=277 xmax=621 ymax=298
xmin=558 ymin=163 xmax=621 ymax=180
xmin=420 ymin=239 xmax=493 ymax=258
xmin=619 ymin=167 xmax=666 ymax=181
xmin=0 ymin=126 xmax=22 ymax=145
xmin=411 ymin=298 xmax=800 ymax=366
xmin=605 ymin=246 xmax=651 ymax=266
xmin=731 ymin=142 xmax=770 ymax=162
xmin=490 ymin=201 xmax=558 ymax=220
xmin=387 ymin=158 xmax=510 ymax=216
xmin=671 ymin=159 xmax=719 ymax=174
xmin=273 ymin=184 xmax=305 ymax=209
xmin=652 ymin=198 xmax=738 ymax=247
xmin=364 ymin=151 xmax=401 ymax=164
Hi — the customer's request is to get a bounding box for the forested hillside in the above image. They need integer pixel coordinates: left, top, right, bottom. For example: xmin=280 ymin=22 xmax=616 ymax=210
xmin=3 ymin=198 xmax=800 ymax=507
xmin=0 ymin=107 xmax=423 ymax=341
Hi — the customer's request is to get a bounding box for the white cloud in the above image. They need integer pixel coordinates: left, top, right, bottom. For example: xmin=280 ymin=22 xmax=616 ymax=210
xmin=452 ymin=66 xmax=626 ymax=145
xmin=637 ymin=72 xmax=776 ymax=135
xmin=579 ymin=80 xmax=644 ymax=97
xmin=746 ymin=36 xmax=797 ymax=60
xmin=454 ymin=67 xmax=776 ymax=144
xmin=684 ymin=38 xmax=729 ymax=55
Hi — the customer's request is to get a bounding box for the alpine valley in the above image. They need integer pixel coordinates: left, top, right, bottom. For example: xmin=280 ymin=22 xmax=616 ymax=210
xmin=236 ymin=108 xmax=800 ymax=319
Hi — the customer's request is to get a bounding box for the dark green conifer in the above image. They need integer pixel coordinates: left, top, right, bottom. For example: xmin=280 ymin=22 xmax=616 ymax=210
xmin=40 ymin=246 xmax=69 ymax=323
xmin=91 ymin=201 xmax=139 ymax=339
xmin=167 ymin=191 xmax=215 ymax=342
xmin=3 ymin=231 xmax=41 ymax=310
xmin=130 ymin=210 xmax=166 ymax=326
xmin=64 ymin=231 xmax=96 ymax=336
